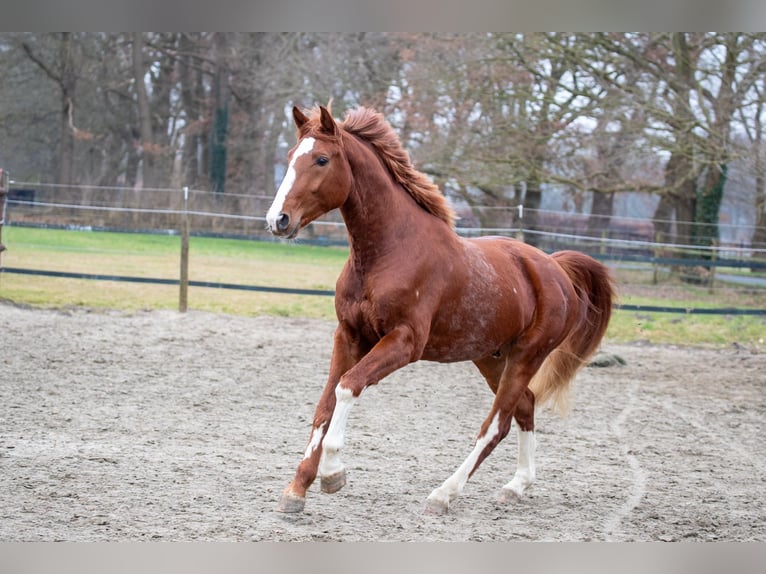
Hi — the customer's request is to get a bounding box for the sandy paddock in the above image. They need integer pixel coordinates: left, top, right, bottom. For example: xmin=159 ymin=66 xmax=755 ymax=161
xmin=1 ymin=303 xmax=764 ymax=541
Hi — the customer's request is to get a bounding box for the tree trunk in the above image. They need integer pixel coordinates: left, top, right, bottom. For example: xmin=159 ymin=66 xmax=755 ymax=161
xmin=753 ymin=173 xmax=766 ymax=268
xmin=56 ymin=33 xmax=76 ymax=188
xmin=751 ymin=99 xmax=766 ymax=269
xmin=587 ymin=191 xmax=614 ymax=237
xmin=210 ymin=32 xmax=229 ymax=195
xmin=179 ymin=34 xmax=202 ymax=189
xmin=132 ymin=32 xmax=155 ymax=188
xmin=694 ymin=164 xmax=727 ymax=252
xmin=655 ymin=148 xmax=697 ymax=249
xmin=652 ymin=192 xmax=675 ymax=265
xmin=149 ymin=36 xmax=176 ymax=189
xmin=262 ymin=111 xmax=283 ymax=196
xmin=523 ymin=172 xmax=542 ymax=248
xmin=21 ymin=34 xmax=78 ymax=187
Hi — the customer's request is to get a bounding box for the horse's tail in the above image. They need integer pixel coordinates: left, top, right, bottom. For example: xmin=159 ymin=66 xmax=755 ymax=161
xmin=528 ymin=250 xmax=616 ymax=415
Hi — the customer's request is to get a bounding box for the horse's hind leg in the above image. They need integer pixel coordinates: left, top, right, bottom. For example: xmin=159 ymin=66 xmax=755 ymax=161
xmin=425 ymin=362 xmax=522 ymax=514
xmin=499 ymin=388 xmax=536 ymax=503
xmin=425 ymin=403 xmax=514 ymax=515
xmin=471 ymin=359 xmax=537 ymax=502
xmin=425 ymin=357 xmax=541 ymax=515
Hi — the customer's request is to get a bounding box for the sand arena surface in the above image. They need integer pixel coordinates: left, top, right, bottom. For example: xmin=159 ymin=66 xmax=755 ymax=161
xmin=1 ymin=303 xmax=764 ymax=541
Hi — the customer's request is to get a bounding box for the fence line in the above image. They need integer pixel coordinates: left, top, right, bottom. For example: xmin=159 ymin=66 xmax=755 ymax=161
xmin=10 ymin=196 xmax=766 ymax=256
xmin=8 ymin=199 xmax=263 ymax=222
xmin=9 ymin=179 xmax=766 ymax=235
xmin=459 ymin=225 xmax=766 ymax=255
xmin=7 ymin=217 xmax=766 ymax=272
xmin=3 ymin=183 xmax=765 ymax=316
xmin=2 ymin=267 xmax=764 ymax=316
xmin=10 ymin=179 xmax=275 ymax=201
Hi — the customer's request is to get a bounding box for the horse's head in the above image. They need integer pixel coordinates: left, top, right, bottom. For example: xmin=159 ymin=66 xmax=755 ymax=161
xmin=266 ymin=105 xmax=352 ymax=238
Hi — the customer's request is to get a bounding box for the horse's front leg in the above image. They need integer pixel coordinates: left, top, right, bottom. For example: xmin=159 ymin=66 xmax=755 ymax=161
xmin=279 ymin=324 xmax=419 ymax=513
xmin=320 ymin=324 xmax=419 ymax=488
xmin=276 ymin=327 xmax=359 ymax=513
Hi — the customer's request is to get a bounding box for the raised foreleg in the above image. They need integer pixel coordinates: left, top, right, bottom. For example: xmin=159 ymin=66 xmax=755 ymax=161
xmin=277 ymin=324 xmax=420 ymax=513
xmin=276 ymin=326 xmax=360 ymax=513
xmin=317 ymin=325 xmax=420 ymax=490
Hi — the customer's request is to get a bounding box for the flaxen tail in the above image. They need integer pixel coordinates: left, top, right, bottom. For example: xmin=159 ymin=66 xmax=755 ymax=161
xmin=528 ymin=250 xmax=616 ymax=415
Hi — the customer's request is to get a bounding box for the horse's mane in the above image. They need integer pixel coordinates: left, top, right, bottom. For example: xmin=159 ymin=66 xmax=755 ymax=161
xmin=302 ymin=106 xmax=457 ymax=228
xmin=341 ymin=107 xmax=457 ymax=227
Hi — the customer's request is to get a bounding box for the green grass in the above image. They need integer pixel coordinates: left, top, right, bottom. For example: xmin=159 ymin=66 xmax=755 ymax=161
xmin=1 ymin=226 xmax=764 ymax=350
xmin=609 ymin=308 xmax=765 ymax=349
xmin=606 ymin=268 xmax=766 ymax=349
xmin=0 ymin=226 xmax=346 ymax=319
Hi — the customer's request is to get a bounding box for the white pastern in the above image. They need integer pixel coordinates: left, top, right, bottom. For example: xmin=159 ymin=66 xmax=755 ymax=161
xmin=318 ymin=386 xmax=356 ymax=478
xmin=502 ymin=429 xmax=536 ymax=498
xmin=266 ymin=137 xmax=316 ymax=229
xmin=302 ymin=422 xmax=327 ymax=460
xmin=427 ymin=412 xmax=501 ymax=506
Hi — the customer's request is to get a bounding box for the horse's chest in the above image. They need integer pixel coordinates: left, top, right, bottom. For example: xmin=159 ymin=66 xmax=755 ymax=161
xmin=360 ymin=291 xmax=410 ymax=336
xmin=338 ymin=282 xmax=418 ymax=342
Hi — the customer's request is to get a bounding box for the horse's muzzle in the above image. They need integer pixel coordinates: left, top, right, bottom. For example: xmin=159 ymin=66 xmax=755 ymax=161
xmin=276 ymin=213 xmax=290 ymax=233
xmin=269 ymin=212 xmax=299 ymax=239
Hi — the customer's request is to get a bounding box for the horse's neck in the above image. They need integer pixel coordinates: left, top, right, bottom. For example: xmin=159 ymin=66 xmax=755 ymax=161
xmin=340 ymin=136 xmax=432 ymax=264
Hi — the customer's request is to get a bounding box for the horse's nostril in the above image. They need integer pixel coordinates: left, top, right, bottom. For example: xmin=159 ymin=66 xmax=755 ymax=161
xmin=276 ymin=213 xmax=290 ymax=232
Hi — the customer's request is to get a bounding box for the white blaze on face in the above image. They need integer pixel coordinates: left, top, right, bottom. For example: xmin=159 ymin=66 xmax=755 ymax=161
xmin=266 ymin=137 xmax=316 ymax=230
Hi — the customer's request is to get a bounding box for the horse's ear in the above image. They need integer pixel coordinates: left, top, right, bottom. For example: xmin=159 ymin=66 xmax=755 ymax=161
xmin=319 ymin=106 xmax=338 ymax=136
xmin=293 ymin=106 xmax=309 ymax=130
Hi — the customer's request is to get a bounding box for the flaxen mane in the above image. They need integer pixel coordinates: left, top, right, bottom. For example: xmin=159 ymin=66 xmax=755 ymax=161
xmin=302 ymin=106 xmax=456 ymax=227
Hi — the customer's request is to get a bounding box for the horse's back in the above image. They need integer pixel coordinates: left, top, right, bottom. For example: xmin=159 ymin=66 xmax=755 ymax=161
xmin=462 ymin=235 xmax=569 ymax=288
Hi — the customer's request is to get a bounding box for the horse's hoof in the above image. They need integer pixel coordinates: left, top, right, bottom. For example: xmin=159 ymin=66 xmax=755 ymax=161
xmin=424 ymin=497 xmax=449 ymax=516
xmin=320 ymin=469 xmax=347 ymax=494
xmin=275 ymin=492 xmax=306 ymax=513
xmin=497 ymin=487 xmax=522 ymax=504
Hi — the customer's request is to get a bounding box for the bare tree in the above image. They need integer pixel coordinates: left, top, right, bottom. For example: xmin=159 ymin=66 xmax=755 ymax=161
xmin=591 ymin=33 xmax=766 ymax=255
xmin=5 ymin=31 xmax=765 ymax=249
xmin=20 ymin=33 xmax=79 ymax=187
xmin=741 ymin=78 xmax=766 ymax=262
xmin=131 ymin=32 xmax=180 ymax=189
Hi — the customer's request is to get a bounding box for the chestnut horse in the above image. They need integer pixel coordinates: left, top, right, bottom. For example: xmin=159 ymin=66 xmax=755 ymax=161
xmin=266 ymin=105 xmax=615 ymax=515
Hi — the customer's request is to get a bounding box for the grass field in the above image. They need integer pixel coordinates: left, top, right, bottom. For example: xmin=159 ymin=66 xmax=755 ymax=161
xmin=0 ymin=226 xmax=347 ymax=318
xmin=1 ymin=226 xmax=764 ymax=350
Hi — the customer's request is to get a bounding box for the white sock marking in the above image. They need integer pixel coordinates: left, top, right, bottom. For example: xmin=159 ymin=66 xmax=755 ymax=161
xmin=318 ymin=386 xmax=355 ymax=478
xmin=427 ymin=412 xmax=501 ymax=507
xmin=266 ymin=137 xmax=316 ymax=229
xmin=502 ymin=429 xmax=536 ymax=498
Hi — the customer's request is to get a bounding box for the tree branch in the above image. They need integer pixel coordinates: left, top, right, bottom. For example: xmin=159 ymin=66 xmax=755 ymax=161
xmin=21 ymin=41 xmax=61 ymax=84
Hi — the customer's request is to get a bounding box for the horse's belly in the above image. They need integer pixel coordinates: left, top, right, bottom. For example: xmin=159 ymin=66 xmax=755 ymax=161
xmin=421 ymin=342 xmax=493 ymax=363
xmin=421 ymin=287 xmax=527 ymax=363
xmin=421 ymin=317 xmax=509 ymax=363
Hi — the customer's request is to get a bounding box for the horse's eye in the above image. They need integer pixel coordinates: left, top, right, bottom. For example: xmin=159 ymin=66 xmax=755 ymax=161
xmin=316 ymin=156 xmax=329 ymax=167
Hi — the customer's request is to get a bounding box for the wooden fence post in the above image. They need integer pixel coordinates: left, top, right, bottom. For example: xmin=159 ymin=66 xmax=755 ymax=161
xmin=179 ymin=186 xmax=190 ymax=313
